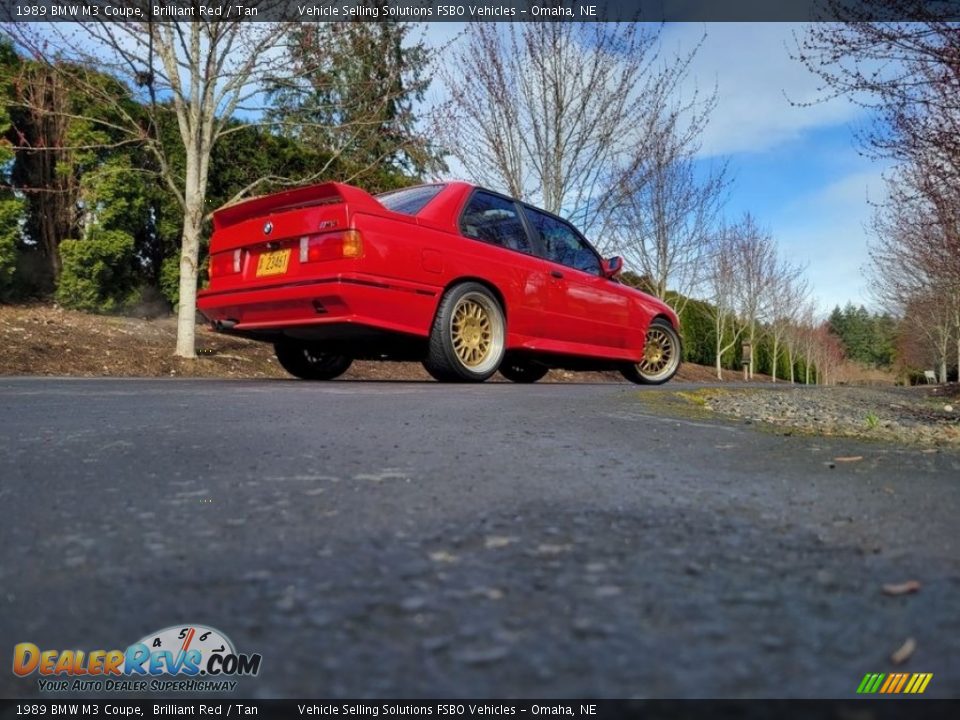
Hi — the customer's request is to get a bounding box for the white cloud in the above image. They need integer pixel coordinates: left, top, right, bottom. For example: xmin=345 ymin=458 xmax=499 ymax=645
xmin=664 ymin=23 xmax=867 ymax=157
xmin=774 ymin=167 xmax=891 ymax=313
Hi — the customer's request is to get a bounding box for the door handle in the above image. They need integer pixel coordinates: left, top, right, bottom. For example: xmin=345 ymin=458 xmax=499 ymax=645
xmin=550 ymin=270 xmax=564 ymax=279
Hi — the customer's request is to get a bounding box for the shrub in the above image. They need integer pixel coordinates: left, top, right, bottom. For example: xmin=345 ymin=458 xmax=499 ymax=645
xmin=0 ymin=197 xmax=22 ymax=300
xmin=55 ymin=229 xmax=139 ymax=312
xmin=159 ymin=253 xmax=180 ymax=308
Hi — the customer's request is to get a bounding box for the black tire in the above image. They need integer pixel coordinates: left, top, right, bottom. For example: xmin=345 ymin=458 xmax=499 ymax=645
xmin=499 ymin=358 xmax=549 ymax=384
xmin=423 ymin=282 xmax=506 ymax=382
xmin=274 ymin=340 xmax=353 ymax=380
xmin=620 ymin=318 xmax=682 ymax=385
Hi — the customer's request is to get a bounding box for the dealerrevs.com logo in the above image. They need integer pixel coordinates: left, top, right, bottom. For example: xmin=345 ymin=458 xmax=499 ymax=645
xmin=13 ymin=624 xmax=261 ymax=693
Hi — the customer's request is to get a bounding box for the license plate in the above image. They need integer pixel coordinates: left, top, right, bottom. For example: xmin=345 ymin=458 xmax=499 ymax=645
xmin=256 ymin=249 xmax=290 ymax=277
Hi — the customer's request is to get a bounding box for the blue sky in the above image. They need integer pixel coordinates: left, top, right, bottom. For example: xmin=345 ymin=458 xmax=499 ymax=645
xmin=423 ymin=22 xmax=891 ymax=315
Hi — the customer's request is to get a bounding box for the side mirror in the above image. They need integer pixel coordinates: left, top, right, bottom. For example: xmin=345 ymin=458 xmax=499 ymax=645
xmin=602 ymin=256 xmax=623 ymax=278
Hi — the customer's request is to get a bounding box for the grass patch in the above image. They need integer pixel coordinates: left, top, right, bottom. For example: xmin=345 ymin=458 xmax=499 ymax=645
xmin=633 ymin=387 xmax=747 ymax=422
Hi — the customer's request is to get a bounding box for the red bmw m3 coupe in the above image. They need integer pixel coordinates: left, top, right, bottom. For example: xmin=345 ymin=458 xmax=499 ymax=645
xmin=197 ymin=182 xmax=681 ymax=384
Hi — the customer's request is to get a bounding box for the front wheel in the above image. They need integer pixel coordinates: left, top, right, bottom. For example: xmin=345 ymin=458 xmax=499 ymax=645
xmin=274 ymin=340 xmax=353 ymax=380
xmin=620 ymin=319 xmax=681 ymax=385
xmin=423 ymin=282 xmax=506 ymax=382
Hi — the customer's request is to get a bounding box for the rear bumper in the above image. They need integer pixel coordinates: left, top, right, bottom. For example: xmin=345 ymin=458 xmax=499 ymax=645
xmin=196 ymin=273 xmax=440 ymax=338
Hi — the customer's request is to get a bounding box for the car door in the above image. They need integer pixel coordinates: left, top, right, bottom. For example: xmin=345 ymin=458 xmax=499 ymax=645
xmin=456 ymin=190 xmax=554 ymax=343
xmin=522 ymin=207 xmax=630 ymax=349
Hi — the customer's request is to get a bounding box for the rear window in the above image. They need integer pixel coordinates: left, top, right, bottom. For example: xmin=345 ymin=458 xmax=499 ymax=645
xmin=376 ymin=184 xmax=445 ymax=215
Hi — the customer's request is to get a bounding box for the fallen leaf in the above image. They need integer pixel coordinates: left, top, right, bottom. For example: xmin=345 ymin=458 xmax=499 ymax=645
xmin=484 ymin=536 xmax=516 ymax=550
xmin=883 ymin=580 xmax=921 ymax=596
xmin=834 ymin=456 xmax=864 ymax=463
xmin=535 ymin=543 xmax=572 ymax=555
xmin=891 ymin=637 xmax=916 ymax=665
xmin=428 ymin=550 xmax=458 ymax=564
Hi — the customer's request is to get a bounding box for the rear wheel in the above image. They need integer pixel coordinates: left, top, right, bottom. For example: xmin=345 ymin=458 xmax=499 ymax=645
xmin=499 ymin=359 xmax=549 ymax=384
xmin=274 ymin=340 xmax=353 ymax=380
xmin=620 ymin=318 xmax=681 ymax=385
xmin=423 ymin=282 xmax=506 ymax=382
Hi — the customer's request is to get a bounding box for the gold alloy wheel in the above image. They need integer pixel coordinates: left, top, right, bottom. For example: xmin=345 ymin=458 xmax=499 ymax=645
xmin=451 ymin=297 xmax=493 ymax=368
xmin=638 ymin=325 xmax=676 ymax=378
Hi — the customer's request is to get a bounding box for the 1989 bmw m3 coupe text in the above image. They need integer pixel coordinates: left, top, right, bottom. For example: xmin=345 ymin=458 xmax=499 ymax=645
xmin=197 ymin=182 xmax=682 ymax=384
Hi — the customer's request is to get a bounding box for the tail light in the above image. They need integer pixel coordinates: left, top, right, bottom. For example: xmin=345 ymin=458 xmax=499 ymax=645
xmin=209 ymin=248 xmax=242 ymax=278
xmin=300 ymin=229 xmax=364 ymax=264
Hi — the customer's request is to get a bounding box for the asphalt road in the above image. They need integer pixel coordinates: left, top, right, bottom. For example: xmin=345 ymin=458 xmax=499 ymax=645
xmin=0 ymin=378 xmax=958 ymax=699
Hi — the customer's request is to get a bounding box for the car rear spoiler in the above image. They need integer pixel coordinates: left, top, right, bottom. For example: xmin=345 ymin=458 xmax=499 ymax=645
xmin=212 ymin=182 xmax=384 ymax=231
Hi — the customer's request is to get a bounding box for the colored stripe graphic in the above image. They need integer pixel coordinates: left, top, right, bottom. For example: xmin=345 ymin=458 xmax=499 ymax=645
xmin=879 ymin=674 xmax=897 ymax=693
xmin=857 ymin=673 xmax=885 ymax=694
xmin=913 ymin=673 xmax=933 ymax=694
xmin=858 ymin=672 xmax=932 ymax=694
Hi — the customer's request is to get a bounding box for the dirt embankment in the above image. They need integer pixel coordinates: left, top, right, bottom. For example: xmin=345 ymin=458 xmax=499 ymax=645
xmin=2 ymin=303 xmax=746 ymax=382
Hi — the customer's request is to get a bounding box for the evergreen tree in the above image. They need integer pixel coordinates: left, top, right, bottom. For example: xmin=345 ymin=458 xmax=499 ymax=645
xmin=0 ymin=39 xmax=24 ymax=299
xmin=268 ymin=21 xmax=443 ymax=191
xmin=827 ymin=302 xmax=896 ymax=367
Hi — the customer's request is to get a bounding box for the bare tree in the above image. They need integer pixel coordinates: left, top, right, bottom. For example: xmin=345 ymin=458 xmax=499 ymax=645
xmin=868 ymin=158 xmax=960 ymax=378
xmin=797 ymin=11 xmax=960 ymax=166
xmin=810 ymin=322 xmax=845 ymax=386
xmin=6 ymin=15 xmax=418 ymax=357
xmin=434 ymin=22 xmax=703 ymax=235
xmin=799 ymin=9 xmax=960 ymax=379
xmin=733 ymin=214 xmax=778 ymax=379
xmin=784 ymin=299 xmax=818 ymax=384
xmin=702 ymin=214 xmax=781 ymax=380
xmin=703 ymin=223 xmax=745 ymax=381
xmin=767 ymin=269 xmax=809 ymax=383
xmin=604 ymin=91 xmax=727 ymax=315
xmin=894 ymin=287 xmax=955 ymax=383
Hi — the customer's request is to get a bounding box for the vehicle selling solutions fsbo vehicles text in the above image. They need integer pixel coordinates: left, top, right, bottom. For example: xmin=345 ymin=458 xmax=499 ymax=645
xmin=297 ymin=706 xmax=593 ymax=716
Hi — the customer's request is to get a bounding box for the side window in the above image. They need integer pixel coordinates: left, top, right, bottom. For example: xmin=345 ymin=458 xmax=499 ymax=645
xmin=460 ymin=192 xmax=533 ymax=253
xmin=376 ymin=184 xmax=445 ymax=215
xmin=524 ymin=208 xmax=601 ymax=275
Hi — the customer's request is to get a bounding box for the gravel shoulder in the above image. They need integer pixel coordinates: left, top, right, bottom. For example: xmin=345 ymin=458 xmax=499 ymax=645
xmin=667 ymin=384 xmax=960 ymax=446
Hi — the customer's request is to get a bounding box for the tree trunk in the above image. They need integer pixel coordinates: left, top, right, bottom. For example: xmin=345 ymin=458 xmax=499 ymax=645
xmin=175 ymin=167 xmax=205 ymax=358
xmin=955 ymin=303 xmax=959 ymax=383
xmin=175 ymin=212 xmax=201 ymax=359
xmin=715 ymin=318 xmax=725 ymax=380
xmin=771 ymin=337 xmax=779 ymax=383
